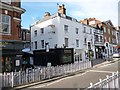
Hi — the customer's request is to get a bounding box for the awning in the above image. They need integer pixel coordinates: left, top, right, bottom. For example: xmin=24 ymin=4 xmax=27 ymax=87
xmin=22 ymin=48 xmax=33 ymax=54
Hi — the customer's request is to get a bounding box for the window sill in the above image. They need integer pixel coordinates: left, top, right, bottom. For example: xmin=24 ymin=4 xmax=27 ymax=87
xmin=0 ymin=32 xmax=11 ymax=35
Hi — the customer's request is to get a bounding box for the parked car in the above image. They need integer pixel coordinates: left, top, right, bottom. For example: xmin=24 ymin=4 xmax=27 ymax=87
xmin=112 ymin=53 xmax=120 ymax=58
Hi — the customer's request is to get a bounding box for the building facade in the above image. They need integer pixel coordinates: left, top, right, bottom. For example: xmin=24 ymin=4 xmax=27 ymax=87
xmin=81 ymin=18 xmax=118 ymax=57
xmin=30 ymin=4 xmax=104 ymax=66
xmin=0 ymin=0 xmax=25 ymax=72
xmin=115 ymin=26 xmax=120 ymax=52
xmin=102 ymin=20 xmax=117 ymax=56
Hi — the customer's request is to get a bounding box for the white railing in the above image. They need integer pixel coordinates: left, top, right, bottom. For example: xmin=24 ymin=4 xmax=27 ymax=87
xmin=1 ymin=61 xmax=91 ymax=88
xmin=86 ymin=71 xmax=120 ymax=89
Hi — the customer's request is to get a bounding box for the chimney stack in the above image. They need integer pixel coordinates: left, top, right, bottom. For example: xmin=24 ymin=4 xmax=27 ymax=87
xmin=58 ymin=4 xmax=66 ymax=15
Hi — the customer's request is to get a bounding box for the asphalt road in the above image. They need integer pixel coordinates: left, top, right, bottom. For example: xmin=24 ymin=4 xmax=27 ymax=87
xmin=23 ymin=60 xmax=119 ymax=89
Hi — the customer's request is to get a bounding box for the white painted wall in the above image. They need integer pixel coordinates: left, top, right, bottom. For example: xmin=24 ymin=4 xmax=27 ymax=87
xmin=31 ymin=14 xmax=96 ymax=61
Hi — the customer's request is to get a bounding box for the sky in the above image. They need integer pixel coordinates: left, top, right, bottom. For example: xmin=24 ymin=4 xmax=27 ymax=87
xmin=21 ymin=0 xmax=119 ymax=29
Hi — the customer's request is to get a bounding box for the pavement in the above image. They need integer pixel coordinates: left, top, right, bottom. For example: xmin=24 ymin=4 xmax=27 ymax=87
xmin=4 ymin=58 xmax=119 ymax=90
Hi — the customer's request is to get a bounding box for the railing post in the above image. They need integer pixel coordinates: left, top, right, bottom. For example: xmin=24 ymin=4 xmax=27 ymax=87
xmin=99 ymin=78 xmax=102 ymax=89
xmin=112 ymin=72 xmax=115 ymax=88
xmin=32 ymin=69 xmax=35 ymax=82
xmin=3 ymin=72 xmax=6 ymax=87
xmin=11 ymin=72 xmax=14 ymax=87
xmin=106 ymin=75 xmax=109 ymax=88
xmin=19 ymin=70 xmax=21 ymax=85
xmin=26 ymin=68 xmax=28 ymax=83
xmin=116 ymin=71 xmax=119 ymax=88
xmin=89 ymin=82 xmax=93 ymax=88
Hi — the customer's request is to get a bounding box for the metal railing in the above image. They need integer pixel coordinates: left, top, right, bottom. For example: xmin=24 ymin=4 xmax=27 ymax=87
xmin=1 ymin=61 xmax=91 ymax=88
xmin=86 ymin=71 xmax=120 ymax=89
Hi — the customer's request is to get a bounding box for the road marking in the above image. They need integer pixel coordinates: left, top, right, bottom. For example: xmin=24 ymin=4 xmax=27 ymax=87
xmin=89 ymin=70 xmax=116 ymax=73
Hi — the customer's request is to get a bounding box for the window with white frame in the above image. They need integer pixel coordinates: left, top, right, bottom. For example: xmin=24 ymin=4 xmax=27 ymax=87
xmin=83 ymin=27 xmax=86 ymax=33
xmin=1 ymin=0 xmax=11 ymax=4
xmin=64 ymin=25 xmax=68 ymax=33
xmin=90 ymin=29 xmax=92 ymax=34
xmin=100 ymin=36 xmax=102 ymax=42
xmin=41 ymin=40 xmax=44 ymax=48
xmin=76 ymin=28 xmax=79 ymax=34
xmin=76 ymin=39 xmax=79 ymax=47
xmin=104 ymin=27 xmax=106 ymax=33
xmin=108 ymin=29 xmax=110 ymax=34
xmin=95 ymin=35 xmax=98 ymax=42
xmin=65 ymin=38 xmax=68 ymax=47
xmin=34 ymin=30 xmax=37 ymax=37
xmin=84 ymin=38 xmax=87 ymax=44
xmin=109 ymin=37 xmax=111 ymax=42
xmin=0 ymin=14 xmax=11 ymax=33
xmin=35 ymin=41 xmax=37 ymax=49
xmin=41 ymin=28 xmax=44 ymax=34
xmin=31 ymin=42 xmax=33 ymax=49
xmin=114 ymin=30 xmax=116 ymax=36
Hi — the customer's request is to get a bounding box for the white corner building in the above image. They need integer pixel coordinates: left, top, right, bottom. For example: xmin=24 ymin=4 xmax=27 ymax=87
xmin=31 ymin=4 xmax=104 ymax=64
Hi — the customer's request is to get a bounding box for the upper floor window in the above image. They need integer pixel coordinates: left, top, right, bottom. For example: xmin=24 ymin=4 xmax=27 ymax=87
xmin=76 ymin=39 xmax=79 ymax=47
xmin=104 ymin=27 xmax=106 ymax=33
xmin=113 ymin=31 xmax=116 ymax=36
xmin=90 ymin=29 xmax=92 ymax=34
xmin=21 ymin=31 xmax=26 ymax=41
xmin=31 ymin=42 xmax=33 ymax=49
xmin=34 ymin=30 xmax=37 ymax=37
xmin=35 ymin=41 xmax=37 ymax=49
xmin=41 ymin=28 xmax=44 ymax=34
xmin=76 ymin=28 xmax=79 ymax=34
xmin=83 ymin=27 xmax=86 ymax=33
xmin=108 ymin=29 xmax=110 ymax=34
xmin=41 ymin=40 xmax=44 ymax=48
xmin=95 ymin=35 xmax=98 ymax=42
xmin=1 ymin=0 xmax=11 ymax=4
xmin=84 ymin=38 xmax=87 ymax=44
xmin=100 ymin=36 xmax=102 ymax=42
xmin=0 ymin=14 xmax=11 ymax=34
xmin=65 ymin=38 xmax=68 ymax=47
xmin=64 ymin=25 xmax=68 ymax=33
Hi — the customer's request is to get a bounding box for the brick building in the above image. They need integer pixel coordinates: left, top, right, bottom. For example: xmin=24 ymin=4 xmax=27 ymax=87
xmin=0 ymin=0 xmax=25 ymax=72
xmin=80 ymin=18 xmax=118 ymax=57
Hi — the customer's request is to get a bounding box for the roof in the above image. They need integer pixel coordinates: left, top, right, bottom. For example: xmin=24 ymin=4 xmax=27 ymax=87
xmin=102 ymin=20 xmax=114 ymax=27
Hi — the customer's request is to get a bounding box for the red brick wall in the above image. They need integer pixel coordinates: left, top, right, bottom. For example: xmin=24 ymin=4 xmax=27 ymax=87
xmin=1 ymin=9 xmax=21 ymax=41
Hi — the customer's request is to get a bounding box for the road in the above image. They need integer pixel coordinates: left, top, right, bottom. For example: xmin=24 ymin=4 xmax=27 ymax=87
xmin=22 ymin=60 xmax=119 ymax=89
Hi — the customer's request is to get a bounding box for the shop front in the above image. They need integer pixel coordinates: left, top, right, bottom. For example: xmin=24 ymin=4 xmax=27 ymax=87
xmin=95 ymin=46 xmax=105 ymax=59
xmin=33 ymin=48 xmax=74 ymax=66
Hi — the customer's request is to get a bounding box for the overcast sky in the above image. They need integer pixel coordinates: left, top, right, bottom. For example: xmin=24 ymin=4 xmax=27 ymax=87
xmin=21 ymin=0 xmax=119 ymax=28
